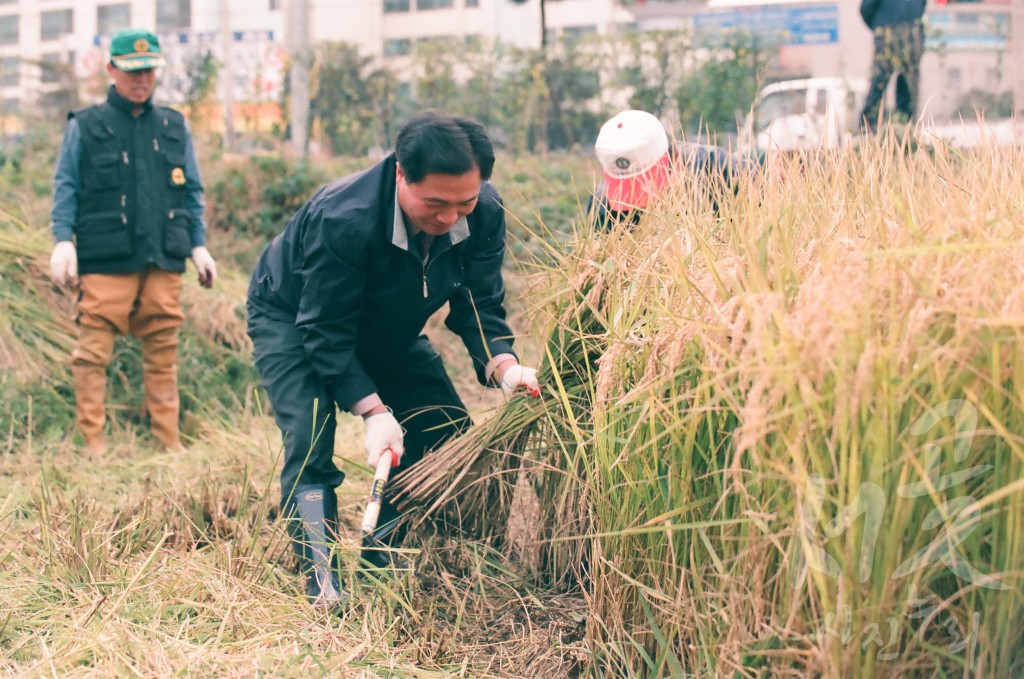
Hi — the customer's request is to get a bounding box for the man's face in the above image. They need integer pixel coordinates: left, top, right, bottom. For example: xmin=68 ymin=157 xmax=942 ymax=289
xmin=106 ymin=64 xmax=157 ymax=105
xmin=396 ymin=164 xmax=481 ymax=236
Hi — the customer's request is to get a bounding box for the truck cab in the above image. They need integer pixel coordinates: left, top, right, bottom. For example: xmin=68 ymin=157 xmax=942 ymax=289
xmin=743 ymin=77 xmax=867 ymax=153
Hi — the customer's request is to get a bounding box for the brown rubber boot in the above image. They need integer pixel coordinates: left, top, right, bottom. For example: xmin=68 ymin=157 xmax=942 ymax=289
xmin=70 ymin=326 xmax=116 ymax=456
xmin=141 ymin=327 xmax=185 ymax=452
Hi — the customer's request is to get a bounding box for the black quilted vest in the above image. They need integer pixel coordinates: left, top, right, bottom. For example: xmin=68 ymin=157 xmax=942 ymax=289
xmin=73 ymin=86 xmax=192 ymax=274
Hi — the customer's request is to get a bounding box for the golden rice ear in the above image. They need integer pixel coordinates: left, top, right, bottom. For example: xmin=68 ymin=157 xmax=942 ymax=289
xmin=403 ymin=135 xmax=1024 ymax=672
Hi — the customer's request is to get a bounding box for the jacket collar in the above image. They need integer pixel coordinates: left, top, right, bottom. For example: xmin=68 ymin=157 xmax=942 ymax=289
xmin=390 ymin=188 xmax=470 ymax=251
xmin=106 ymin=84 xmax=154 ymax=116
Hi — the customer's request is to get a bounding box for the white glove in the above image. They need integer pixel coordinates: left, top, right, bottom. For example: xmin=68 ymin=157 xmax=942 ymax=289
xmin=49 ymin=241 xmax=77 ymax=286
xmin=500 ymin=364 xmax=541 ymax=398
xmin=191 ymin=246 xmax=217 ymax=288
xmin=364 ymin=411 xmax=404 ymax=468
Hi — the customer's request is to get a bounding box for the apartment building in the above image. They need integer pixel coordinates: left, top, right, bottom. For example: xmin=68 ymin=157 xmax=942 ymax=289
xmin=0 ymin=1 xmax=1014 ymax=124
xmin=0 ymin=0 xmax=286 ymax=118
xmin=0 ymin=0 xmax=635 ymax=118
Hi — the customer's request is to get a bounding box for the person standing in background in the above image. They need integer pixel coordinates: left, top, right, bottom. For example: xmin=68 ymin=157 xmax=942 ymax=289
xmin=48 ymin=28 xmax=218 ymax=455
xmin=859 ymin=0 xmax=927 ymax=130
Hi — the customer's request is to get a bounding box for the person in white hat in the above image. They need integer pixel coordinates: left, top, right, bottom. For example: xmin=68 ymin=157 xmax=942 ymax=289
xmin=587 ymin=110 xmax=761 ymax=230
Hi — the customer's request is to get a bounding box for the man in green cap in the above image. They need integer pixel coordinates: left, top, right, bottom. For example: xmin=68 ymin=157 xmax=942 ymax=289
xmin=48 ymin=28 xmax=218 ymax=455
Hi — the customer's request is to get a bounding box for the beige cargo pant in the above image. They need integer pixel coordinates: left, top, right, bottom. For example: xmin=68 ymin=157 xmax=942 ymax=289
xmin=71 ymin=268 xmax=185 ymax=453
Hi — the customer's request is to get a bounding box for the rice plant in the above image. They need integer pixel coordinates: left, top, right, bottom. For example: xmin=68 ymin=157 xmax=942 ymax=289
xmin=397 ymin=133 xmax=1024 ymax=678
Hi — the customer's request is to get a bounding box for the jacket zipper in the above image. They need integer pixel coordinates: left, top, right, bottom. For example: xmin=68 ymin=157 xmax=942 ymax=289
xmin=421 ymin=252 xmax=430 ymax=298
xmin=420 ymin=243 xmax=448 ymax=299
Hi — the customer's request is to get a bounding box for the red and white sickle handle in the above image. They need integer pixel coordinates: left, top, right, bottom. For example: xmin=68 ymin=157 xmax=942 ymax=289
xmin=361 ymin=450 xmax=395 ymax=534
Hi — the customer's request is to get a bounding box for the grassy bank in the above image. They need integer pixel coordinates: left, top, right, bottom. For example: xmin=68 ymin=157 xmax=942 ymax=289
xmin=0 ymin=142 xmax=591 ymax=677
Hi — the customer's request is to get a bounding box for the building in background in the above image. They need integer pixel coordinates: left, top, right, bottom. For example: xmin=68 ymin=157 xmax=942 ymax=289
xmin=0 ymin=0 xmax=634 ymax=119
xmin=0 ymin=0 xmax=1016 ymax=130
xmin=689 ymin=0 xmax=1017 ymax=121
xmin=0 ymin=0 xmax=285 ymax=128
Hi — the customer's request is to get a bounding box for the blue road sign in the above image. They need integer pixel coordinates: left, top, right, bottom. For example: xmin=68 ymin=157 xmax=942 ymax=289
xmin=694 ymin=3 xmax=839 ymax=46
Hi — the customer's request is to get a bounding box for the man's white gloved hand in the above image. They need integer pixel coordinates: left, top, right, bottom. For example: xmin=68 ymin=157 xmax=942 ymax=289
xmin=500 ymin=364 xmax=541 ymax=398
xmin=49 ymin=241 xmax=77 ymax=286
xmin=191 ymin=246 xmax=217 ymax=288
xmin=364 ymin=411 xmax=404 ymax=468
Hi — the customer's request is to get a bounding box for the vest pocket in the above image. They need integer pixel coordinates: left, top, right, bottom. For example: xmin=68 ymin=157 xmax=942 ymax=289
xmin=76 ymin=212 xmax=132 ymax=259
xmin=86 ymin=152 xmax=123 ymax=192
xmin=163 ymin=209 xmax=193 ymax=259
xmin=165 ymin=153 xmax=188 ymax=189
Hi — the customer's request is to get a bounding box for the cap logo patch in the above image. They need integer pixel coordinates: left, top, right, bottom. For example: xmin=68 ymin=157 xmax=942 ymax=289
xmin=615 ymin=157 xmax=631 ymax=170
xmin=134 ymin=38 xmax=150 ymax=52
xmin=304 ymin=491 xmax=324 ymax=501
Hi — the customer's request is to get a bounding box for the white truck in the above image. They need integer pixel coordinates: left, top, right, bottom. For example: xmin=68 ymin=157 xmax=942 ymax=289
xmin=742 ymin=77 xmax=867 ymax=153
xmin=744 ymin=76 xmax=1023 ymax=153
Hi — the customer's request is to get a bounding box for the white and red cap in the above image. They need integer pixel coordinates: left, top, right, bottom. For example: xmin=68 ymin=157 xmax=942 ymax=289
xmin=595 ymin=110 xmax=671 ymax=211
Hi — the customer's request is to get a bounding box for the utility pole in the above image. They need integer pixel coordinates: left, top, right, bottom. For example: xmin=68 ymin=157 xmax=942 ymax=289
xmin=286 ymin=0 xmax=310 ymax=156
xmin=1013 ymin=0 xmax=1024 ymax=117
xmin=220 ymin=0 xmax=235 ymax=150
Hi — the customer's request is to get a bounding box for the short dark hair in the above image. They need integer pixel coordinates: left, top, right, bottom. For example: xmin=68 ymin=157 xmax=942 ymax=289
xmin=395 ymin=110 xmax=495 ymax=184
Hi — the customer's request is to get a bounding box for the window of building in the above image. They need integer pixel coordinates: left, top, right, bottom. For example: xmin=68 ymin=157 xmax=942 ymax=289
xmin=156 ymin=0 xmax=191 ymax=31
xmin=97 ymin=3 xmax=130 ymax=36
xmin=0 ymin=15 xmax=17 ymax=45
xmin=946 ymin=67 xmax=962 ymax=92
xmin=40 ymin=51 xmax=62 ymax=83
xmin=0 ymin=0 xmax=17 ymax=6
xmin=465 ymin=0 xmax=479 ymax=7
xmin=415 ymin=35 xmax=456 ymax=49
xmin=384 ymin=0 xmax=410 ymax=13
xmin=0 ymin=56 xmax=17 ymax=87
xmin=563 ymin=25 xmax=596 ymax=39
xmin=384 ymin=38 xmax=411 ymax=56
xmin=41 ymin=9 xmax=73 ymax=41
xmin=417 ymin=0 xmax=453 ymax=10
xmin=269 ymin=0 xmax=281 ymax=9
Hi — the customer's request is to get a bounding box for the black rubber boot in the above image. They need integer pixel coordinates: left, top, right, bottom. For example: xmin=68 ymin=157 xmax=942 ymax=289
xmin=286 ymin=485 xmax=347 ymax=608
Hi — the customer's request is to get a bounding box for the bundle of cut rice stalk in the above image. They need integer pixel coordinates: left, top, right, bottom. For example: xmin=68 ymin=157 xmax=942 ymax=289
xmin=392 ymin=238 xmax=613 ymax=582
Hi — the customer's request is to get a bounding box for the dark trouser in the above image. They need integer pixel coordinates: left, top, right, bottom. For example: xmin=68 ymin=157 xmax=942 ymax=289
xmin=861 ymin=20 xmax=925 ymax=130
xmin=246 ymin=303 xmax=472 ymax=514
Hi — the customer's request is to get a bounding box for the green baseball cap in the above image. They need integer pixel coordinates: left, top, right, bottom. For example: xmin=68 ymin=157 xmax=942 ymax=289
xmin=109 ymin=28 xmax=165 ymax=71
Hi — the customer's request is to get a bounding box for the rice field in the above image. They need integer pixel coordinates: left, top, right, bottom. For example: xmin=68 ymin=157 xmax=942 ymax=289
xmin=399 ymin=132 xmax=1024 ymax=677
xmin=1 ymin=133 xmax=1022 ymax=677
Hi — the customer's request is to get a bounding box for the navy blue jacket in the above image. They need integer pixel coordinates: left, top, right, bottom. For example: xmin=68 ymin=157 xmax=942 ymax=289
xmin=248 ymin=153 xmax=517 ymax=410
xmin=860 ymin=0 xmax=926 ymax=30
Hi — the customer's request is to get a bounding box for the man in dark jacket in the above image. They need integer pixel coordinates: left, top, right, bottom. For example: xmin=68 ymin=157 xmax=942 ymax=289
xmin=48 ymin=28 xmax=217 ymax=456
xmin=859 ymin=0 xmax=927 ymax=130
xmin=587 ymin=110 xmax=762 ymax=230
xmin=246 ymin=110 xmax=541 ymax=607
